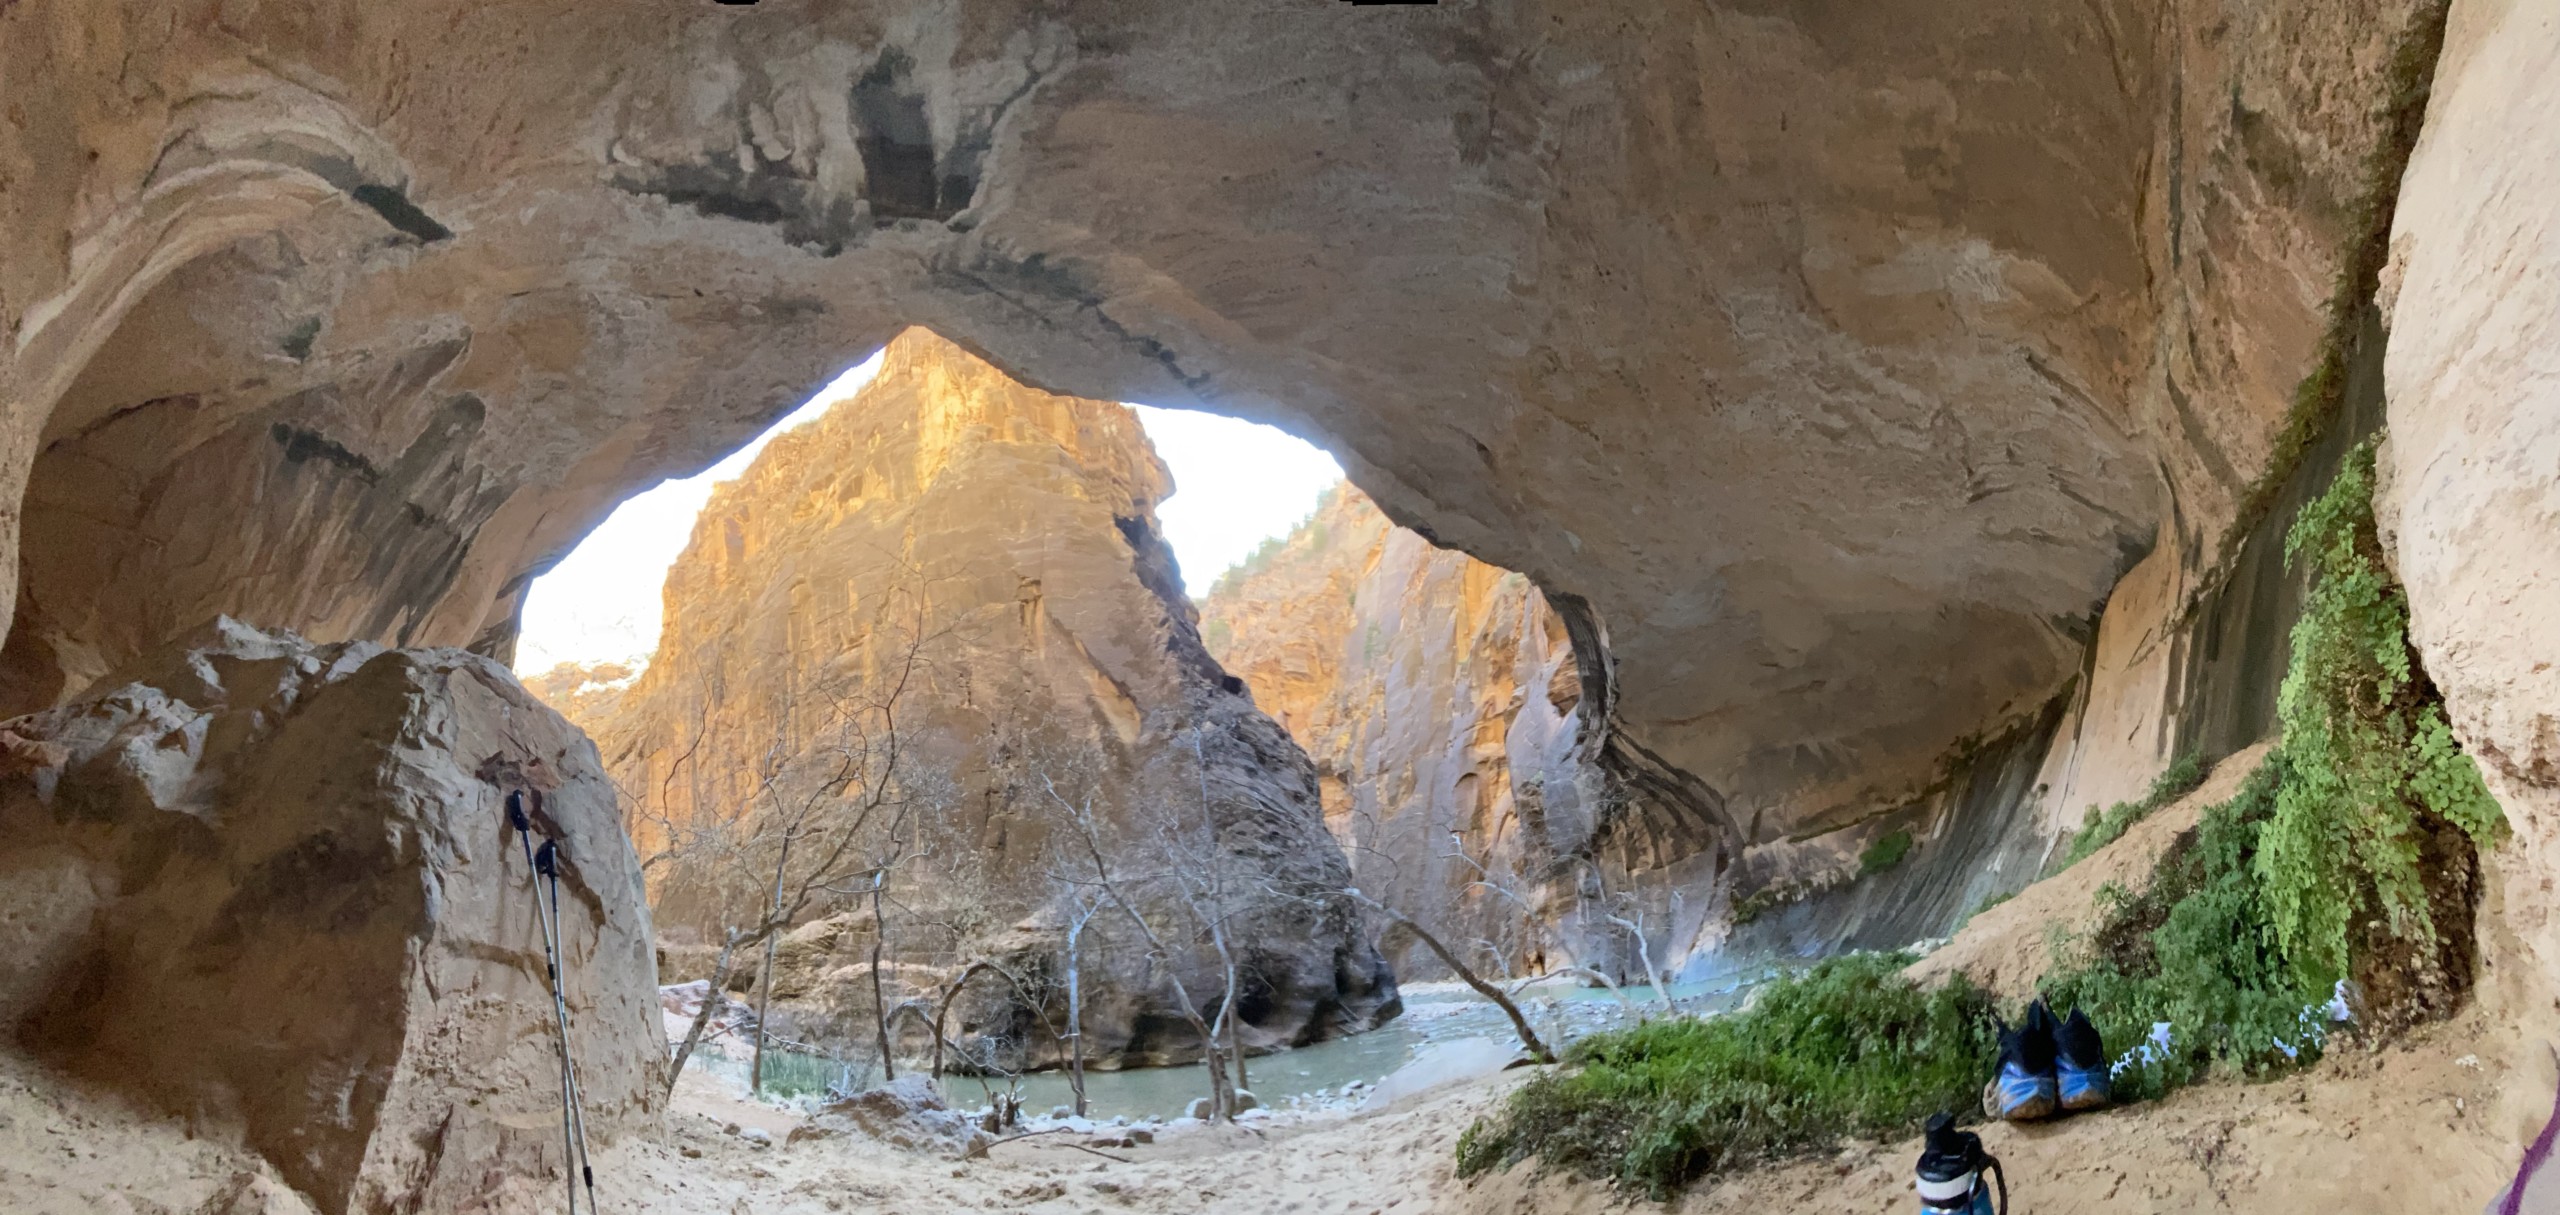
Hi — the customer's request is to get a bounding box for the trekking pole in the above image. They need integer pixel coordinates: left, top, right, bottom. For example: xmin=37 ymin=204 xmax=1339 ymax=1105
xmin=510 ymin=792 xmax=583 ymax=1215
xmin=538 ymin=835 xmax=600 ymax=1212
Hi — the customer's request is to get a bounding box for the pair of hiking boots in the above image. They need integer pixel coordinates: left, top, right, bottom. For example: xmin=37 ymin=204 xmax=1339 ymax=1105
xmin=1985 ymin=999 xmax=2108 ymax=1121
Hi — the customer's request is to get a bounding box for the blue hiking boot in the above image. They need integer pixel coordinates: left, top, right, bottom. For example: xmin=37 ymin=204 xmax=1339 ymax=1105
xmin=1983 ymin=1000 xmax=2058 ymax=1121
xmin=2055 ymin=1006 xmax=2111 ymax=1112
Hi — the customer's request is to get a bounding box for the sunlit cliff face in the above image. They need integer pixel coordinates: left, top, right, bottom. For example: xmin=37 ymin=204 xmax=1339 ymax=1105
xmin=557 ymin=329 xmax=1396 ymax=1066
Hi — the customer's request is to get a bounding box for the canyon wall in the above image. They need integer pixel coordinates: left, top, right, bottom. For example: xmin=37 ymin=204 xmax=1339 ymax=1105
xmin=19 ymin=0 xmax=2560 ymax=1141
xmin=0 ymin=0 xmax=2449 ymax=875
xmin=2372 ymin=0 xmax=2560 ymax=1130
xmin=550 ymin=329 xmax=1395 ymax=1069
xmin=1200 ymin=485 xmax=1591 ymax=981
xmin=1202 ymin=488 xmax=2102 ymax=982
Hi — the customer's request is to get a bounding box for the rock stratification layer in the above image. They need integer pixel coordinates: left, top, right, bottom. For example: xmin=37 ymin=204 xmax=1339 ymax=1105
xmin=0 ymin=618 xmax=659 ymax=1215
xmin=556 ymin=329 xmax=1395 ymax=1068
xmin=0 ymin=0 xmax=2448 ymax=865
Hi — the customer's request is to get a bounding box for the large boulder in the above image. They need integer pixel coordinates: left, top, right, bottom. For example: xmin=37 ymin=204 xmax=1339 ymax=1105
xmin=0 ymin=618 xmax=659 ymax=1215
xmin=2377 ymin=0 xmax=2560 ymax=1123
xmin=787 ymin=1075 xmax=992 ymax=1157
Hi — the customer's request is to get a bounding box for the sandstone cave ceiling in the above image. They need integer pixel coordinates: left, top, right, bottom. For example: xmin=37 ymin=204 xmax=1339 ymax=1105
xmin=0 ymin=0 xmax=2430 ymax=849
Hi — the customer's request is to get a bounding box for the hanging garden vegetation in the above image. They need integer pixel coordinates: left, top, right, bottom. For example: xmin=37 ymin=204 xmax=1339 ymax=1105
xmin=2257 ymin=438 xmax=2505 ymax=988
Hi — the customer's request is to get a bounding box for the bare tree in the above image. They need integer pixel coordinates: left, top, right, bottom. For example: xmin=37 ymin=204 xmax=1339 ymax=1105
xmin=1344 ymin=888 xmax=1554 ymax=1064
xmin=640 ymin=579 xmax=951 ymax=1099
xmin=1441 ymin=829 xmax=1547 ymax=981
xmin=927 ymin=960 xmax=1008 ymax=1081
xmin=1056 ymin=891 xmax=1104 ymax=1115
xmin=1583 ymin=861 xmax=1677 ymax=1014
xmin=1038 ymin=768 xmax=1247 ymax=1121
xmin=1601 ymin=906 xmax=1671 ymax=1013
xmin=810 ymin=806 xmax=926 ymax=1084
xmin=1175 ymin=727 xmax=1254 ymax=1105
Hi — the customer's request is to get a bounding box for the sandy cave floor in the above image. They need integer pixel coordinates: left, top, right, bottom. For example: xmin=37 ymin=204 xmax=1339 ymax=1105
xmin=0 ymin=1004 xmax=2530 ymax=1215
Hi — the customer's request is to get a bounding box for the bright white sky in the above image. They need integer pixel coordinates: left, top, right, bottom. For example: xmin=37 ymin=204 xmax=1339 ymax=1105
xmin=1129 ymin=404 xmax=1343 ymax=598
xmin=512 ymin=368 xmax=1342 ymax=675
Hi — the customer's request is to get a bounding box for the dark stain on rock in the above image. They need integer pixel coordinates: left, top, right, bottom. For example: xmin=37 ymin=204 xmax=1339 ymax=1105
xmin=616 ymin=158 xmax=864 ymax=255
xmin=1591 ymin=727 xmax=1742 ymax=875
xmin=934 ymin=250 xmax=1213 ymax=395
xmin=619 ymin=41 xmax=1045 ymax=245
xmin=852 ymin=48 xmax=956 ymax=220
xmin=263 ymin=382 xmax=513 ymax=648
xmin=349 ymin=183 xmax=453 ymax=243
xmin=280 ymin=317 xmax=323 ymax=361
xmin=851 ymin=44 xmax=1032 ymax=224
xmin=45 ymin=393 xmax=205 ymax=455
xmin=350 ymin=395 xmax=513 ymax=646
xmin=2163 ymin=366 xmax=2240 ymax=489
xmin=201 ymin=831 xmax=399 ymax=950
xmin=271 ymin=420 xmax=382 ymax=481
xmin=760 ymin=295 xmax=829 ymax=321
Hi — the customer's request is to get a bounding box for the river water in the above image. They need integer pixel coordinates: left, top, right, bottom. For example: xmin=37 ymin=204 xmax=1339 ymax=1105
xmin=704 ymin=969 xmax=1783 ymax=1122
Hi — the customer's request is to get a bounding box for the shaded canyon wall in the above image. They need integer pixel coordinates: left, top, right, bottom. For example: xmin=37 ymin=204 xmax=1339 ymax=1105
xmin=0 ymin=0 xmax=2453 ymax=877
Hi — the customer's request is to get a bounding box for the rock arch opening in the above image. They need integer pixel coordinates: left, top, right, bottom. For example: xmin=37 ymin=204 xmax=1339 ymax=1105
xmin=517 ymin=328 xmax=1403 ymax=1102
xmin=5 ymin=3 xmax=2554 ymax=1207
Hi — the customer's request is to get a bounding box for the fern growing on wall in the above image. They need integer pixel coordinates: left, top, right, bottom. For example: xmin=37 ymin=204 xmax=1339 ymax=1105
xmin=2043 ymin=435 xmax=2503 ymax=1100
xmin=2257 ymin=438 xmax=2505 ymax=987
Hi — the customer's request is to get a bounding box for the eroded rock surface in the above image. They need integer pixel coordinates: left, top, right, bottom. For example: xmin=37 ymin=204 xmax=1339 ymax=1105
xmin=0 ymin=0 xmax=2446 ymax=865
xmin=1197 ymin=485 xmax=2061 ymax=982
xmin=2375 ymin=0 xmax=2560 ymax=1091
xmin=0 ymin=618 xmax=660 ymax=1215
xmin=551 ymin=329 xmax=1395 ymax=1069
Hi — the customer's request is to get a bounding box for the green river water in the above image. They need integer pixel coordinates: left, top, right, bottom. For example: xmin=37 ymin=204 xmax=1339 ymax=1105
xmin=697 ymin=970 xmax=1779 ymax=1121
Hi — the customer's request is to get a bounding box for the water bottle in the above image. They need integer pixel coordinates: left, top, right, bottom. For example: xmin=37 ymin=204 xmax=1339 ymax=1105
xmin=1914 ymin=1112 xmax=2006 ymax=1214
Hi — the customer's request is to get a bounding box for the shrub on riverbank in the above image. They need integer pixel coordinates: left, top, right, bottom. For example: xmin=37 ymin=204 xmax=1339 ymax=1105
xmin=1453 ymin=954 xmax=1996 ymax=1197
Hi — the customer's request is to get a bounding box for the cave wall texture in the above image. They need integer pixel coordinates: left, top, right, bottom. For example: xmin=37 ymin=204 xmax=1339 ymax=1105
xmin=0 ymin=618 xmax=663 ymax=1214
xmin=0 ymin=0 xmax=2442 ymax=866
